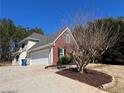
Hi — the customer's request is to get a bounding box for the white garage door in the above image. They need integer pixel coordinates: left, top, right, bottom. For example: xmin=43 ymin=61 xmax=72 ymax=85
xmin=30 ymin=48 xmax=50 ymax=65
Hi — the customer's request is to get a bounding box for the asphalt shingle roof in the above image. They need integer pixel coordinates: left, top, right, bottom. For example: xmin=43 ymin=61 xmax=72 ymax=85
xmin=30 ymin=28 xmax=66 ymax=49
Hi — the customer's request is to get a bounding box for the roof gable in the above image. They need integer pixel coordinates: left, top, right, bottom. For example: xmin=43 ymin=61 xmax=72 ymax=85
xmin=29 ymin=27 xmax=77 ymax=50
xmin=53 ymin=27 xmax=78 ymax=46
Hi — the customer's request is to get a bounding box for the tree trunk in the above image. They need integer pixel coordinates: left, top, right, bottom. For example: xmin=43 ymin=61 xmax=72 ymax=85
xmin=79 ymin=61 xmax=89 ymax=73
xmin=73 ymin=55 xmax=89 ymax=73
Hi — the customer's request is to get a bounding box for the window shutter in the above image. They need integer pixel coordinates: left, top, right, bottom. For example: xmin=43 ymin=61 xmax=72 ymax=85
xmin=64 ymin=49 xmax=66 ymax=55
xmin=58 ymin=48 xmax=60 ymax=58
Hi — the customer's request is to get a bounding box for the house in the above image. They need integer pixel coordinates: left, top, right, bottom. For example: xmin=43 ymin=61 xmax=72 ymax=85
xmin=12 ymin=27 xmax=77 ymax=65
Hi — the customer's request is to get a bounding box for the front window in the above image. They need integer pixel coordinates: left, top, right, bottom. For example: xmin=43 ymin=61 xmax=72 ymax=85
xmin=58 ymin=48 xmax=66 ymax=58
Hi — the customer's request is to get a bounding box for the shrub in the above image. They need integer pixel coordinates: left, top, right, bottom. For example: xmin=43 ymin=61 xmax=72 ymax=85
xmin=69 ymin=53 xmax=74 ymax=64
xmin=58 ymin=56 xmax=69 ymax=65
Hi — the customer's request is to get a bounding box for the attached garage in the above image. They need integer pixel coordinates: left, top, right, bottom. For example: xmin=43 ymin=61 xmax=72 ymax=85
xmin=30 ymin=48 xmax=51 ymax=65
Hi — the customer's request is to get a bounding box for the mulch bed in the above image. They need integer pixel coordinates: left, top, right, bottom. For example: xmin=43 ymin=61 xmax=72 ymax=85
xmin=56 ymin=68 xmax=112 ymax=88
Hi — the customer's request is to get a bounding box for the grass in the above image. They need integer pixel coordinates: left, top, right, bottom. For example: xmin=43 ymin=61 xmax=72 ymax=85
xmin=88 ymin=63 xmax=124 ymax=93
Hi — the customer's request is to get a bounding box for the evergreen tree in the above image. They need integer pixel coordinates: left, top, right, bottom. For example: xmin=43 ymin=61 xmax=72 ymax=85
xmin=0 ymin=18 xmax=44 ymax=61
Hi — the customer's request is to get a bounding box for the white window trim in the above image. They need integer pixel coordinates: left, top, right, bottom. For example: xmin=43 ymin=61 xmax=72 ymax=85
xmin=59 ymin=48 xmax=65 ymax=58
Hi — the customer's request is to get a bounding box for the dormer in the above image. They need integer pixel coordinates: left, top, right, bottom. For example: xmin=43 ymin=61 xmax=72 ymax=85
xmin=18 ymin=33 xmax=42 ymax=52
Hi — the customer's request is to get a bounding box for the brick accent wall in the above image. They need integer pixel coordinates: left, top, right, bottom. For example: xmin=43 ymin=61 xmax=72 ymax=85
xmin=53 ymin=33 xmax=73 ymax=65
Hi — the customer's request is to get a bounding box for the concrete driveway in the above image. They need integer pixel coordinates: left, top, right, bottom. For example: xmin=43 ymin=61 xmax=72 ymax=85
xmin=0 ymin=65 xmax=107 ymax=93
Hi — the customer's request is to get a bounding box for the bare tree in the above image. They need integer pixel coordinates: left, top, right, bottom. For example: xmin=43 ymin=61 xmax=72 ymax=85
xmin=72 ymin=20 xmax=120 ymax=73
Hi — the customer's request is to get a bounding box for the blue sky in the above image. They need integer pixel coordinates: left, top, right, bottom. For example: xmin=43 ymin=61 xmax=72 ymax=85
xmin=0 ymin=0 xmax=124 ymax=34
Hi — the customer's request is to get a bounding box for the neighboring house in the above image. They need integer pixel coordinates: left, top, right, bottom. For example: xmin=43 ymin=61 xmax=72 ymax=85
xmin=12 ymin=27 xmax=77 ymax=65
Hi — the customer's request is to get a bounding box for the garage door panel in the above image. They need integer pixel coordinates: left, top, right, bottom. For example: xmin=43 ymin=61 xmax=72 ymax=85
xmin=31 ymin=48 xmax=50 ymax=65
